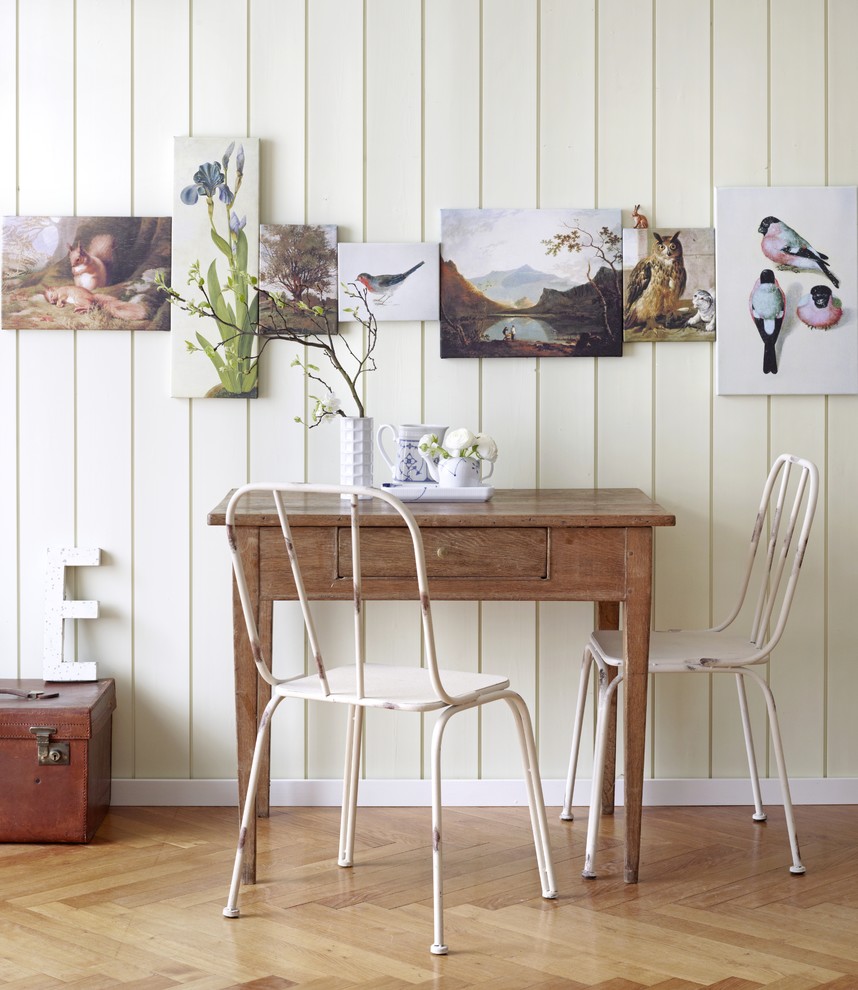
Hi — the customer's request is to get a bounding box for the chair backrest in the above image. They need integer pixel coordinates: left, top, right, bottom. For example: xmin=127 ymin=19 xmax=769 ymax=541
xmin=716 ymin=454 xmax=819 ymax=655
xmin=225 ymin=482 xmax=460 ymax=705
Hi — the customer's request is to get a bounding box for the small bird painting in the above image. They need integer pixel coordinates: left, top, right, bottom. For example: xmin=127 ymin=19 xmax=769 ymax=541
xmin=355 ymin=261 xmax=425 ymax=304
xmin=758 ymin=216 xmax=839 ymax=288
xmin=796 ymin=284 xmax=843 ymax=330
xmin=624 ymin=231 xmax=687 ymax=328
xmin=749 ymin=269 xmax=785 ymax=374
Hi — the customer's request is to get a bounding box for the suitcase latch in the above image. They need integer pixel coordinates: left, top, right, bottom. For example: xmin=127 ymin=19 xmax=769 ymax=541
xmin=28 ymin=726 xmax=70 ymax=766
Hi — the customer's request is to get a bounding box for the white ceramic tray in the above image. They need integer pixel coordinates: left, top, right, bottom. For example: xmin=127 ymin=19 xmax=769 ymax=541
xmin=381 ymin=482 xmax=494 ymax=503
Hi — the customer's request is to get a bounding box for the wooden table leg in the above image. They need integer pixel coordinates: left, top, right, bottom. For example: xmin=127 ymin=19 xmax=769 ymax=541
xmin=622 ymin=527 xmax=653 ymax=884
xmin=596 ymin=601 xmax=620 ymax=816
xmin=233 ymin=527 xmax=260 ymax=885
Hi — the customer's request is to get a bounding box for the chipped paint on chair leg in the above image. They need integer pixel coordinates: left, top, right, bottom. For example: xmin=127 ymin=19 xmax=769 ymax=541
xmin=735 ymin=671 xmax=767 ymax=821
xmin=338 ymin=705 xmax=363 ymax=867
xmin=561 ymin=647 xmax=595 ymax=821
xmin=504 ymin=693 xmax=558 ymax=899
xmin=223 ymin=695 xmax=283 ymax=918
xmin=743 ymin=666 xmax=805 ymax=874
xmin=429 ymin=709 xmax=453 ymax=955
xmin=583 ymin=670 xmax=622 ymax=879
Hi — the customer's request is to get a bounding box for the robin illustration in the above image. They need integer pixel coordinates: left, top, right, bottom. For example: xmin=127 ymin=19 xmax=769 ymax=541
xmin=749 ymin=269 xmax=785 ymax=375
xmin=355 ymin=261 xmax=425 ymax=303
xmin=758 ymin=216 xmax=839 ymax=288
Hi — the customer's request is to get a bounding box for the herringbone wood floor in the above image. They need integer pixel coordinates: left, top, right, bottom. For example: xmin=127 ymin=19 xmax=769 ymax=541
xmin=1 ymin=804 xmax=857 ymax=989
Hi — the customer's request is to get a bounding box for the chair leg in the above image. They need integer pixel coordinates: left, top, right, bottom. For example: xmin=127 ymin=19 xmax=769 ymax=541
xmin=742 ymin=668 xmax=805 ymax=875
xmin=561 ymin=647 xmax=594 ymax=822
xmin=503 ymin=693 xmax=558 ymax=899
xmin=224 ymin=694 xmax=283 ymax=918
xmin=735 ymin=672 xmax=766 ymax=821
xmin=429 ymin=708 xmax=455 ymax=956
xmin=582 ymin=670 xmax=622 ymax=879
xmin=427 ymin=692 xmax=557 ymax=956
xmin=338 ymin=704 xmax=364 ymax=867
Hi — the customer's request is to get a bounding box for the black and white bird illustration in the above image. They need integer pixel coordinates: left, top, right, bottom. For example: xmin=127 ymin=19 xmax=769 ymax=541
xmin=624 ymin=231 xmax=687 ymax=328
xmin=749 ymin=269 xmax=785 ymax=375
xmin=758 ymin=216 xmax=839 ymax=288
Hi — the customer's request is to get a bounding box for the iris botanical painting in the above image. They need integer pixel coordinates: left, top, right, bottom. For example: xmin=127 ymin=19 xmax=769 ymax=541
xmin=1 ymin=216 xmax=171 ymax=330
xmin=716 ymin=185 xmax=858 ymax=395
xmin=168 ymin=137 xmax=260 ymax=398
xmin=258 ymin=224 xmax=338 ymax=334
xmin=622 ymin=228 xmax=716 ymax=342
xmin=439 ymin=208 xmax=623 ymax=358
xmin=337 ymin=242 xmax=439 ymax=322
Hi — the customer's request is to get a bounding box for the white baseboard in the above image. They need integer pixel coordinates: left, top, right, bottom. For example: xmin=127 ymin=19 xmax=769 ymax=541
xmin=109 ymin=777 xmax=858 ymax=807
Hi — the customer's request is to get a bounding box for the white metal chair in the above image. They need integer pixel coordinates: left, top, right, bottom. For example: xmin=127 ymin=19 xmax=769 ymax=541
xmin=561 ymin=454 xmax=819 ymax=879
xmin=222 ymin=482 xmax=557 ymax=955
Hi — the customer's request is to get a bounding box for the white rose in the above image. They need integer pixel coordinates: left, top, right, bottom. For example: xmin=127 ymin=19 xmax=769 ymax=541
xmin=474 ymin=433 xmax=498 ymax=462
xmin=418 ymin=433 xmax=445 ymax=459
xmin=444 ymin=427 xmax=476 ymax=456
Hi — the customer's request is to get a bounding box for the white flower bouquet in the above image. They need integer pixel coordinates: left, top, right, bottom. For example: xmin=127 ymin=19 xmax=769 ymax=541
xmin=419 ymin=427 xmax=498 ymax=463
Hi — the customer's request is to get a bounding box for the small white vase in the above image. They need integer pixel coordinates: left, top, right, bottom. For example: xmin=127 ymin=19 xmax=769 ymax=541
xmin=340 ymin=416 xmax=374 ymax=491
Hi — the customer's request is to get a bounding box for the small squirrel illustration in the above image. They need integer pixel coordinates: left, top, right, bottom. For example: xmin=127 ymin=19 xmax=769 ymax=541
xmin=44 ymin=284 xmax=146 ymax=321
xmin=67 ymin=233 xmax=115 ymax=290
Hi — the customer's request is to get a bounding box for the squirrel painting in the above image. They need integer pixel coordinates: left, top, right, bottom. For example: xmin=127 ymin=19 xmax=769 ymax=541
xmin=43 ymin=231 xmax=147 ymax=321
xmin=44 ymin=284 xmax=146 ymax=321
xmin=68 ymin=233 xmax=115 ymax=290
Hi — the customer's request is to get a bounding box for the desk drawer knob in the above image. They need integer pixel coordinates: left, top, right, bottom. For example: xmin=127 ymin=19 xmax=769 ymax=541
xmin=436 ymin=546 xmax=449 ymax=559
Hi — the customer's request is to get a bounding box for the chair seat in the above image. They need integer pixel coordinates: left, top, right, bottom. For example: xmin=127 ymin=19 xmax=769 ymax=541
xmin=275 ymin=663 xmax=511 ymax=711
xmin=591 ymin=628 xmax=762 ymax=671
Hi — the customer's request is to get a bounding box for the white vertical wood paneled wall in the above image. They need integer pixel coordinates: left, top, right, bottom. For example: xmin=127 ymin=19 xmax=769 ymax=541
xmin=2 ymin=0 xmax=857 ymax=804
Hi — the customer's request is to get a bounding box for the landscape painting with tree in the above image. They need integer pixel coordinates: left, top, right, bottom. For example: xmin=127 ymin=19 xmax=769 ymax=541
xmin=259 ymin=224 xmax=337 ymax=334
xmin=439 ymin=208 xmax=623 ymax=358
xmin=2 ymin=215 xmax=171 ymax=330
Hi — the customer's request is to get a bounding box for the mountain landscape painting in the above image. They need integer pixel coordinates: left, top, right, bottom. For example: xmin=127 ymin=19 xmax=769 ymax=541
xmin=440 ymin=208 xmax=623 ymax=358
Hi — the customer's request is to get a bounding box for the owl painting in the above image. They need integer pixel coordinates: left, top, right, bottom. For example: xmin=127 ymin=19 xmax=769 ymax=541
xmin=625 ymin=230 xmax=686 ymax=325
xmin=622 ymin=228 xmax=715 ymax=341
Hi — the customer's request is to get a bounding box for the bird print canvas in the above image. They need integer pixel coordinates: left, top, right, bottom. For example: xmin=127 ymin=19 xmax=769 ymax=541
xmin=715 ymin=185 xmax=858 ymax=395
xmin=337 ymin=242 xmax=439 ymax=322
xmin=622 ymin=227 xmax=715 ymax=341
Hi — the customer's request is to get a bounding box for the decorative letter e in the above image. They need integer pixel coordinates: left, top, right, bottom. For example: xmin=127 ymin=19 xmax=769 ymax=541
xmin=43 ymin=547 xmax=101 ymax=681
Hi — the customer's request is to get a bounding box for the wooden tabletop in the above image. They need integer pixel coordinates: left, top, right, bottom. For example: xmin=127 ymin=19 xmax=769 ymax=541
xmin=208 ymin=487 xmax=676 ymax=530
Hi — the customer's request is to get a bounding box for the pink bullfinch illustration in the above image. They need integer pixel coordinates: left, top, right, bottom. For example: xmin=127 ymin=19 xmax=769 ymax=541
xmin=796 ymin=284 xmax=843 ymax=330
xmin=749 ymin=269 xmax=785 ymax=375
xmin=355 ymin=261 xmax=425 ymax=304
xmin=758 ymin=216 xmax=839 ymax=288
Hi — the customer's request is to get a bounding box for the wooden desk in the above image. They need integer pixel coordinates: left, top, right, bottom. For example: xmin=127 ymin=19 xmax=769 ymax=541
xmin=208 ymin=488 xmax=675 ymax=885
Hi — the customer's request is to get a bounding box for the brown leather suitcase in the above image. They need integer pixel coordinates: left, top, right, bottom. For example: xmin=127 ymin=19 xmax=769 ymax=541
xmin=0 ymin=678 xmax=116 ymax=843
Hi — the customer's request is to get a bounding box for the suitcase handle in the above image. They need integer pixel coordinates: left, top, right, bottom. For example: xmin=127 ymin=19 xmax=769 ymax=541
xmin=0 ymin=688 xmax=60 ymax=700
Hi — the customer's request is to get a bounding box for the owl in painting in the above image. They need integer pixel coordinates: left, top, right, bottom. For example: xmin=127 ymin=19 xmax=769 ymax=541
xmin=624 ymin=231 xmax=687 ymax=329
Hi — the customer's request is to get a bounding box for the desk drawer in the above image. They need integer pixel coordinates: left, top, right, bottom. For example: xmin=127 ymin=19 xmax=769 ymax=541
xmin=338 ymin=527 xmax=548 ymax=579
